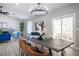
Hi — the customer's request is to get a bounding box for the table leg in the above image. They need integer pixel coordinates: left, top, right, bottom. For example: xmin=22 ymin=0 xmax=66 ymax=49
xmin=61 ymin=50 xmax=66 ymax=56
xmin=48 ymin=49 xmax=52 ymax=56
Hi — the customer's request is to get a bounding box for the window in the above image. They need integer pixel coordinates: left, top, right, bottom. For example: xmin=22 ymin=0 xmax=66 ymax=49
xmin=0 ymin=22 xmax=7 ymax=28
xmin=52 ymin=15 xmax=75 ymax=42
xmin=27 ymin=21 xmax=32 ymax=34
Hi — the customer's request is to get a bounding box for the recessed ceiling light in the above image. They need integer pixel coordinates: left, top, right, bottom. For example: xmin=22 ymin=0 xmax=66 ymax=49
xmin=16 ymin=3 xmax=19 ymax=5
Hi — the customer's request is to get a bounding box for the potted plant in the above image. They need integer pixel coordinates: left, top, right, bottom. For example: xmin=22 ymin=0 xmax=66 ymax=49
xmin=20 ymin=22 xmax=24 ymax=36
xmin=0 ymin=29 xmax=3 ymax=35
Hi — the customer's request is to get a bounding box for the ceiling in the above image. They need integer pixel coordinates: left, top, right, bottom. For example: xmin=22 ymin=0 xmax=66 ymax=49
xmin=0 ymin=3 xmax=70 ymax=20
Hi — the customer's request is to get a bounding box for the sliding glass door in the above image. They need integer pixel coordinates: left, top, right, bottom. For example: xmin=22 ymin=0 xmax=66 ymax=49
xmin=62 ymin=17 xmax=73 ymax=42
xmin=53 ymin=19 xmax=62 ymax=39
xmin=53 ymin=16 xmax=74 ymax=42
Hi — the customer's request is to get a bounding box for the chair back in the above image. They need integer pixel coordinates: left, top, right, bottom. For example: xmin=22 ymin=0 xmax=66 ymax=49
xmin=28 ymin=46 xmax=48 ymax=56
xmin=19 ymin=37 xmax=26 ymax=49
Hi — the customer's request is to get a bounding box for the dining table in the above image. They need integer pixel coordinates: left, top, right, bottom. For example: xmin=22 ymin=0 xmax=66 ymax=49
xmin=31 ymin=38 xmax=74 ymax=56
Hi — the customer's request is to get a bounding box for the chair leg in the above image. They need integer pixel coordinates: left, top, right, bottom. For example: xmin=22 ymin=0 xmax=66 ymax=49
xmin=19 ymin=48 xmax=24 ymax=56
xmin=21 ymin=50 xmax=23 ymax=56
xmin=19 ymin=48 xmax=21 ymax=53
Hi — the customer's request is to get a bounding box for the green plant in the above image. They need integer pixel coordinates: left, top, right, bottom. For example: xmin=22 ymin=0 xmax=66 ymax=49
xmin=0 ymin=29 xmax=3 ymax=35
xmin=20 ymin=22 xmax=24 ymax=35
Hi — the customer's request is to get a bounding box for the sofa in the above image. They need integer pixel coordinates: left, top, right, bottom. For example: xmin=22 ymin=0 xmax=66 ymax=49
xmin=0 ymin=31 xmax=11 ymax=42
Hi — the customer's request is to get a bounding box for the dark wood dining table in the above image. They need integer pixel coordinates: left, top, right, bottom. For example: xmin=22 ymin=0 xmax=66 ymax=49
xmin=31 ymin=38 xmax=74 ymax=56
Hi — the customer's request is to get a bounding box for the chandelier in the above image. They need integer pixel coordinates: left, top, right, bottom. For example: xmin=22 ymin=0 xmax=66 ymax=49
xmin=30 ymin=3 xmax=48 ymax=16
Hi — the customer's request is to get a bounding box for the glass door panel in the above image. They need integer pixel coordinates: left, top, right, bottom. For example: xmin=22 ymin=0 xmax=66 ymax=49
xmin=62 ymin=17 xmax=73 ymax=42
xmin=53 ymin=19 xmax=62 ymax=39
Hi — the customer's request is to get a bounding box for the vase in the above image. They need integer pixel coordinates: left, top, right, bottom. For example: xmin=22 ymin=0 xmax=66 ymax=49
xmin=39 ymin=36 xmax=43 ymax=40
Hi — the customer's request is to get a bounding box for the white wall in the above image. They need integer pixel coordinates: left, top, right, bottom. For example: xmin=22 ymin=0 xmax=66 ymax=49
xmin=32 ymin=3 xmax=79 ymax=48
xmin=0 ymin=15 xmax=21 ymax=31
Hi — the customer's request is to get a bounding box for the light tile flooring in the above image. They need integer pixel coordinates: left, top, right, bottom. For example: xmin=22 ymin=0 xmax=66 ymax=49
xmin=0 ymin=39 xmax=79 ymax=56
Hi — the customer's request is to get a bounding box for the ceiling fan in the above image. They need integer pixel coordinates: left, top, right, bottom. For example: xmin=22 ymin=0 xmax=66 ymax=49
xmin=0 ymin=6 xmax=10 ymax=15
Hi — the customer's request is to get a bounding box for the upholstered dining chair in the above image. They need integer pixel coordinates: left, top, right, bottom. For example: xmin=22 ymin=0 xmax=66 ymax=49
xmin=27 ymin=46 xmax=49 ymax=56
xmin=19 ymin=36 xmax=48 ymax=56
xmin=19 ymin=37 xmax=31 ymax=56
xmin=19 ymin=39 xmax=27 ymax=55
xmin=21 ymin=42 xmax=31 ymax=56
xmin=19 ymin=39 xmax=26 ymax=50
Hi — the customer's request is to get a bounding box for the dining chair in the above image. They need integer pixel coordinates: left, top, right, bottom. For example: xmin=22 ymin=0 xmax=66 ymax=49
xmin=27 ymin=46 xmax=49 ymax=56
xmin=21 ymin=42 xmax=31 ymax=56
xmin=19 ymin=37 xmax=27 ymax=55
xmin=19 ymin=37 xmax=32 ymax=56
xmin=19 ymin=36 xmax=48 ymax=56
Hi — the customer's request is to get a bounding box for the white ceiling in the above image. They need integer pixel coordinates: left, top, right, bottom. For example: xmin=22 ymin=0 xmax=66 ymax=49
xmin=0 ymin=3 xmax=70 ymax=20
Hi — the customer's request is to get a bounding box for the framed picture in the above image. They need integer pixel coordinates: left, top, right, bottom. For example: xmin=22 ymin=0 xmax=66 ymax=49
xmin=35 ymin=21 xmax=44 ymax=31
